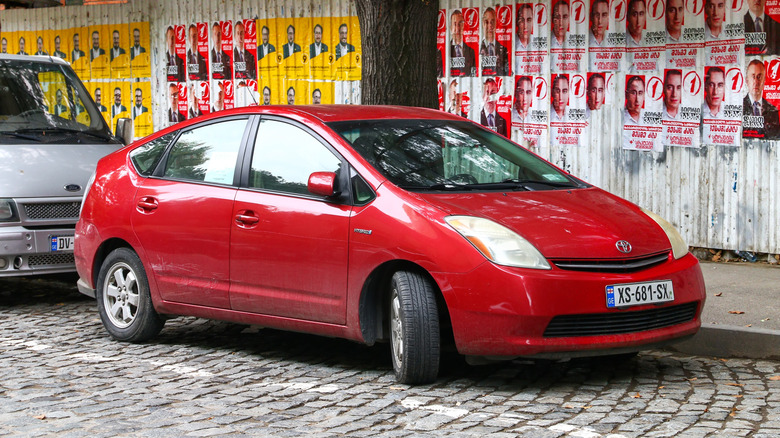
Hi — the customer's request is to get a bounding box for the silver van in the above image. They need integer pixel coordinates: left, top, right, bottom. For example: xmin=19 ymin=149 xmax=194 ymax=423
xmin=0 ymin=54 xmax=130 ymax=277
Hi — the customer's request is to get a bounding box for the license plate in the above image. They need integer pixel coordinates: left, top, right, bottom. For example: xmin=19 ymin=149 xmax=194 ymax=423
xmin=51 ymin=236 xmax=74 ymax=252
xmin=606 ymin=280 xmax=674 ymax=308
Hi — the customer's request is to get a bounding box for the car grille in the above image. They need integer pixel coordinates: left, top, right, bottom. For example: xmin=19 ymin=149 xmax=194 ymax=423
xmin=28 ymin=253 xmax=75 ymax=267
xmin=543 ymin=302 xmax=699 ymax=338
xmin=23 ymin=202 xmax=81 ymax=220
xmin=550 ymin=251 xmax=670 ymax=273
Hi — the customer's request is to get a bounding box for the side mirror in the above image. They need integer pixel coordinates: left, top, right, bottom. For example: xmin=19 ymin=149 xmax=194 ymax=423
xmin=115 ymin=118 xmax=133 ymax=145
xmin=308 ymin=171 xmax=338 ymax=197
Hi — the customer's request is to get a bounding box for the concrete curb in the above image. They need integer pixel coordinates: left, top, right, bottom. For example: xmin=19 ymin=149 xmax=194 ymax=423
xmin=664 ymin=323 xmax=780 ymax=361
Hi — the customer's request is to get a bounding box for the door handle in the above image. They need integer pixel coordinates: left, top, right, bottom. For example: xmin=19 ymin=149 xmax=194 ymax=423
xmin=136 ymin=197 xmax=158 ymax=212
xmin=235 ymin=211 xmax=260 ymax=226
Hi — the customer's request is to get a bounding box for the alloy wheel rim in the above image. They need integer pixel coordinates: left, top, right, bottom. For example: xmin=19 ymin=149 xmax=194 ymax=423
xmin=103 ymin=262 xmax=140 ymax=329
xmin=390 ymin=289 xmax=403 ymax=368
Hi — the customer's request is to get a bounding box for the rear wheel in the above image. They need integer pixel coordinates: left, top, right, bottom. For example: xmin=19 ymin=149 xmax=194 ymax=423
xmin=389 ymin=270 xmax=440 ymax=384
xmin=96 ymin=248 xmax=164 ymax=342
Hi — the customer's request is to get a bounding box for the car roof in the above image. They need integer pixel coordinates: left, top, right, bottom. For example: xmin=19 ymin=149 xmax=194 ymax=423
xmin=200 ymin=105 xmax=465 ymax=123
xmin=0 ymin=53 xmax=70 ymax=66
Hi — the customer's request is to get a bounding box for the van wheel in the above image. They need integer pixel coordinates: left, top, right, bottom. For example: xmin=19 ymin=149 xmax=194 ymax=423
xmin=389 ymin=270 xmax=440 ymax=384
xmin=96 ymin=248 xmax=164 ymax=342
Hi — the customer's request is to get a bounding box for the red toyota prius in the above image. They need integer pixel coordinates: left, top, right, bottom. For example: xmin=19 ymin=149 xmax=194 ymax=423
xmin=75 ymin=105 xmax=705 ymax=384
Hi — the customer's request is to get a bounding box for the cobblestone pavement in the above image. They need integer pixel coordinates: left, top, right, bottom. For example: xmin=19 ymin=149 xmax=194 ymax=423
xmin=1 ymin=276 xmax=779 ymax=438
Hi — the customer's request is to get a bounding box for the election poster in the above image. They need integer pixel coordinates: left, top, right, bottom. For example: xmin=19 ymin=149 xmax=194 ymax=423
xmin=309 ymin=18 xmax=334 ymax=80
xmin=743 ymin=58 xmax=780 ymax=139
xmin=131 ymin=81 xmax=153 ymax=138
xmin=622 ymin=74 xmax=663 ymax=150
xmin=549 ymin=0 xmax=587 ymax=72
xmin=626 ymin=0 xmax=665 ymax=72
xmin=194 ymin=80 xmax=212 ymax=116
xmin=234 ymin=78 xmax=259 ymax=107
xmin=514 ymin=2 xmax=550 ymax=75
xmin=744 ymin=0 xmax=780 ymax=56
xmin=444 ymin=77 xmax=473 ymax=118
xmin=109 ymin=24 xmax=130 ymax=79
xmin=333 ymin=17 xmax=362 ymax=81
xmin=704 ymin=0 xmax=745 ymax=66
xmin=164 ymin=82 xmax=184 ymax=124
xmin=211 ymin=21 xmax=233 ymax=80
xmin=165 ymin=25 xmax=186 ymax=83
xmin=480 ymin=5 xmax=512 ymax=76
xmin=587 ymin=0 xmax=626 ymax=71
xmin=279 ymin=19 xmax=306 ymax=80
xmin=110 ymin=81 xmax=131 ymax=130
xmin=233 ymin=19 xmax=257 ymax=81
xmin=550 ymin=73 xmax=588 ymax=146
xmin=256 ymin=19 xmax=280 ymax=82
xmin=665 ymin=0 xmax=704 ymax=70
xmin=307 ymin=81 xmax=334 ymax=104
xmin=584 ymin=71 xmax=615 ymax=119
xmin=89 ymin=26 xmax=110 ymax=80
xmin=478 ymin=77 xmax=512 ymax=137
xmin=187 ymin=23 xmax=209 ymax=81
xmin=50 ymin=29 xmax=70 ymax=62
xmin=450 ymin=7 xmax=479 ymax=77
xmin=512 ymin=75 xmax=550 ymax=148
xmin=437 ymin=10 xmax=447 ymax=77
xmin=210 ymin=79 xmax=234 ymax=111
xmin=662 ymin=68 xmax=702 ymax=147
xmin=701 ymin=66 xmax=744 ymax=145
xmin=129 ymin=22 xmax=151 ymax=78
xmin=85 ymin=82 xmax=110 ymax=127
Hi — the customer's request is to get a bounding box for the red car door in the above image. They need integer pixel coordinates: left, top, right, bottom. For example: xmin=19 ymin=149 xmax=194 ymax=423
xmin=131 ymin=118 xmax=249 ymax=309
xmin=229 ymin=118 xmax=351 ymax=324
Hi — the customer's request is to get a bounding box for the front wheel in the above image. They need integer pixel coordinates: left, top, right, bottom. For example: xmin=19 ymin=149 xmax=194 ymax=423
xmin=96 ymin=247 xmax=164 ymax=342
xmin=389 ymin=270 xmax=440 ymax=384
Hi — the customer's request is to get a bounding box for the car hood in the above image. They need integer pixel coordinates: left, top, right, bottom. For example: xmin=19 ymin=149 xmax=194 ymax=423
xmin=419 ymin=188 xmax=671 ymax=259
xmin=0 ymin=144 xmax=119 ymax=198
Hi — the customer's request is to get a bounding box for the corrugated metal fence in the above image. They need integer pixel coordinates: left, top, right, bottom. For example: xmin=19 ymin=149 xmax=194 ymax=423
xmin=1 ymin=0 xmax=778 ymax=254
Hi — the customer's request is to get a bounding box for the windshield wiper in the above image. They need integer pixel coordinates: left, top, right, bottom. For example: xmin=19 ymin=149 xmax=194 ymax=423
xmin=0 ymin=131 xmax=43 ymax=141
xmin=500 ymin=178 xmax=581 ymax=190
xmin=15 ymin=127 xmax=114 ymax=142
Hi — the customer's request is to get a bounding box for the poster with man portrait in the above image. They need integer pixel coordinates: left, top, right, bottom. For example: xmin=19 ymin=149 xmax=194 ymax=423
xmin=234 ymin=19 xmax=258 ymax=81
xmin=308 ymin=81 xmax=334 ymax=104
xmin=626 ymin=0 xmax=665 ymax=72
xmin=622 ymin=74 xmax=664 ymax=150
xmin=514 ymin=2 xmax=550 ymax=75
xmin=584 ymin=72 xmax=616 ymax=120
xmin=549 ymin=0 xmax=587 ymax=72
xmin=450 ymin=8 xmax=479 ymax=77
xmin=131 ymin=81 xmax=153 ymax=139
xmin=256 ymin=19 xmax=280 ymax=81
xmin=129 ymin=22 xmax=151 ymax=78
xmin=50 ymin=30 xmax=70 ymax=62
xmin=664 ymin=0 xmax=704 ymax=70
xmin=588 ymin=0 xmax=626 ymax=71
xmin=234 ymin=78 xmax=259 ymax=108
xmin=187 ymin=23 xmax=209 ymax=81
xmin=70 ymin=28 xmax=90 ymax=79
xmin=699 ymin=66 xmax=743 ymax=145
xmin=257 ymin=79 xmax=279 ymax=105
xmin=549 ymin=73 xmax=588 ymax=146
xmin=437 ymin=10 xmax=447 ymax=78
xmin=333 ymin=16 xmax=362 ymax=81
xmin=89 ymin=26 xmax=110 ymax=80
xmin=481 ymin=5 xmax=512 ymax=76
xmin=211 ymin=21 xmax=233 ymax=81
xmin=109 ymin=80 xmax=131 ymax=132
xmin=85 ymin=82 xmax=110 ymax=127
xmin=742 ymin=57 xmax=780 ymax=139
xmin=477 ymin=77 xmax=512 ymax=138
xmin=278 ymin=19 xmax=306 ymax=79
xmin=661 ymin=68 xmax=702 ymax=147
xmin=33 ymin=31 xmax=50 ymax=56
xmin=164 ymin=25 xmax=186 ymax=83
xmin=309 ymin=18 xmax=334 ymax=80
xmin=704 ymin=0 xmax=745 ymax=66
xmin=512 ymin=75 xmax=550 ymax=149
xmin=444 ymin=77 xmax=473 ymax=119
xmin=109 ymin=24 xmax=130 ymax=79
xmin=744 ymin=0 xmax=780 ymax=56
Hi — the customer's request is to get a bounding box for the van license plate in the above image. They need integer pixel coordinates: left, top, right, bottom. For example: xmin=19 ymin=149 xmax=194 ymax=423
xmin=51 ymin=236 xmax=75 ymax=252
xmin=606 ymin=280 xmax=674 ymax=308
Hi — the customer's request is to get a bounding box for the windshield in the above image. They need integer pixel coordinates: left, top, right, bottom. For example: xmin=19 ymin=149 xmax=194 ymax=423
xmin=328 ymin=119 xmax=585 ymax=191
xmin=0 ymin=58 xmax=113 ymax=141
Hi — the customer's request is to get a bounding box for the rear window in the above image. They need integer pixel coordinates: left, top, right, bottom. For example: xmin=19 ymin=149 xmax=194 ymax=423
xmin=130 ymin=132 xmax=176 ymax=176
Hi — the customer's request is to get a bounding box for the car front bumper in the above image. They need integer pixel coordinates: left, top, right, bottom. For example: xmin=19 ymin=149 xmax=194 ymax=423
xmin=435 ymin=252 xmax=706 ymax=358
xmin=0 ymin=225 xmax=77 ymax=277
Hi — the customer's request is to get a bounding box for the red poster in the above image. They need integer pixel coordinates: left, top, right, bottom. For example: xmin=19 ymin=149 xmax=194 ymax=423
xmin=745 ymin=0 xmax=780 ymax=56
xmin=515 ymin=3 xmax=550 ymax=75
xmin=479 ymin=77 xmax=509 ymax=137
xmin=165 ymin=25 xmax=186 ymax=82
xmin=550 ymin=0 xmax=588 ymax=72
xmin=177 ymin=83 xmax=188 ymax=119
xmin=449 ymin=7 xmax=479 ymax=77
xmin=481 ymin=5 xmax=512 ymax=76
xmin=622 ymin=73 xmax=664 ymax=150
xmin=704 ymin=0 xmax=745 ymax=66
xmin=587 ymin=0 xmax=626 ymax=71
xmin=187 ymin=23 xmax=209 ymax=81
xmin=743 ymin=58 xmax=780 ymax=139
xmin=437 ymin=9 xmax=446 ymax=77
xmin=665 ymin=0 xmax=704 ymax=69
xmin=198 ymin=81 xmax=211 ymax=116
xmin=235 ymin=19 xmax=257 ymax=80
xmin=211 ymin=21 xmax=233 ymax=80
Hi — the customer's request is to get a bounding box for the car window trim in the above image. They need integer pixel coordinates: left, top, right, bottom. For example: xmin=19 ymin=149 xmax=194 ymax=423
xmin=239 ymin=114 xmax=353 ymax=205
xmin=149 ymin=115 xmax=254 ymax=188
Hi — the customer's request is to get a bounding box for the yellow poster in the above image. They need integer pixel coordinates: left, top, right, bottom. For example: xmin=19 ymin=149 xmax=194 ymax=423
xmin=40 ymin=72 xmax=69 ymax=118
xmin=0 ymin=33 xmax=10 ymax=54
xmin=71 ymin=27 xmax=90 ymax=79
xmin=308 ymin=18 xmax=334 ymax=80
xmin=283 ymin=79 xmax=307 ymax=105
xmin=307 ymin=81 xmax=334 ymax=104
xmin=256 ymin=19 xmax=281 ymax=82
xmin=278 ymin=19 xmax=305 ymax=80
xmin=50 ymin=29 xmax=69 ymax=61
xmin=333 ymin=17 xmax=361 ymax=81
xmin=131 ymin=81 xmax=153 ymax=139
xmin=257 ymin=78 xmax=281 ymax=105
xmin=109 ymin=23 xmax=131 ymax=79
xmin=109 ymin=81 xmax=131 ymax=133
xmin=86 ymin=81 xmax=110 ymax=127
xmin=32 ymin=31 xmax=49 ymax=56
xmin=89 ymin=25 xmax=110 ymax=79
xmin=129 ymin=22 xmax=151 ymax=78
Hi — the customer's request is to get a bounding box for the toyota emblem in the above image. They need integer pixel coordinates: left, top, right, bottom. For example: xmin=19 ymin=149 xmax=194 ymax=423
xmin=616 ymin=240 xmax=632 ymax=253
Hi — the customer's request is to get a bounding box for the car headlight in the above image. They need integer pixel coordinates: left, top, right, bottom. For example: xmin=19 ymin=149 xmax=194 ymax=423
xmin=445 ymin=216 xmax=550 ymax=270
xmin=641 ymin=208 xmax=688 ymax=260
xmin=0 ymin=199 xmax=18 ymax=221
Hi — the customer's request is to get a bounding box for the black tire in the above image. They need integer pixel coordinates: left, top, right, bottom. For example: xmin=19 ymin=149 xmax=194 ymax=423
xmin=389 ymin=270 xmax=440 ymax=384
xmin=96 ymin=247 xmax=164 ymax=342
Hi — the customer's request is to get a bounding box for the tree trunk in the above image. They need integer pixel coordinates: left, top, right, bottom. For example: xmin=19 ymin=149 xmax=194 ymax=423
xmin=355 ymin=0 xmax=438 ymax=108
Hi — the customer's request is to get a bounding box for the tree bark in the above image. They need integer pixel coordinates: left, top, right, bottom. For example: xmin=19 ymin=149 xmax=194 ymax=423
xmin=355 ymin=0 xmax=438 ymax=108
